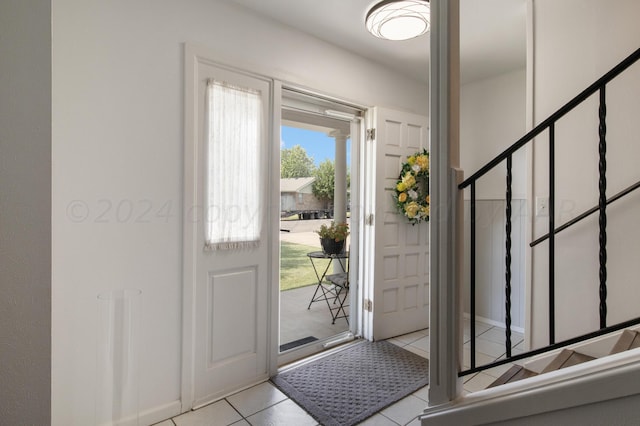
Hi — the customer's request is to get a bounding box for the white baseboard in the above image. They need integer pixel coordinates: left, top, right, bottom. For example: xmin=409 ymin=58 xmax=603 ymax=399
xmin=139 ymin=400 xmax=182 ymax=425
xmin=463 ymin=312 xmax=525 ymax=334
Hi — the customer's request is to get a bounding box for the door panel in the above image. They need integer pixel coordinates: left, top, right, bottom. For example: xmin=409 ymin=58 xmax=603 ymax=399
xmin=208 ymin=268 xmax=257 ymax=365
xmin=370 ymin=107 xmax=430 ymax=340
xmin=185 ymin=55 xmax=272 ymax=408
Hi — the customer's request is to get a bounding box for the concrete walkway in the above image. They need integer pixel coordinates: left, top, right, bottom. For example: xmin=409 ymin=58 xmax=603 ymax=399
xmin=280 ymin=218 xmax=351 ymax=248
xmin=279 ymin=218 xmax=327 ymax=247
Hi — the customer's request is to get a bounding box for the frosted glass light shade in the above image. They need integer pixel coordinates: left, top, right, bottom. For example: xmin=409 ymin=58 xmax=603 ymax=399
xmin=365 ymin=0 xmax=431 ymax=41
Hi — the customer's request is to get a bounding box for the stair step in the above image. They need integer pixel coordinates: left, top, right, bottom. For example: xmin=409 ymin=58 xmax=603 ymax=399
xmin=485 ymin=329 xmax=640 ymax=390
xmin=541 ymin=349 xmax=595 ymax=373
xmin=609 ymin=330 xmax=640 ymax=354
xmin=488 ymin=365 xmax=538 ymax=388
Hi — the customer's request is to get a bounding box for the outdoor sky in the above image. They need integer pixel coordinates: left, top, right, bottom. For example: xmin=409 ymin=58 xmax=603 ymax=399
xmin=281 ymin=126 xmax=351 ymax=167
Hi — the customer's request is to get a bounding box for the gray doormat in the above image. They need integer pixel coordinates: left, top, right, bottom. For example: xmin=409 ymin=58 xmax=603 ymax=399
xmin=271 ymin=340 xmax=429 ymax=426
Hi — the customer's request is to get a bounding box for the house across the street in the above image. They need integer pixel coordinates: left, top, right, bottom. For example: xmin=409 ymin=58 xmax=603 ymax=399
xmin=280 ymin=177 xmax=332 ymax=219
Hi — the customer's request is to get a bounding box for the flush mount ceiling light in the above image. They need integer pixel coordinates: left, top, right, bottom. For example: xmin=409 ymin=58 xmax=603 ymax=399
xmin=365 ymin=0 xmax=430 ymax=41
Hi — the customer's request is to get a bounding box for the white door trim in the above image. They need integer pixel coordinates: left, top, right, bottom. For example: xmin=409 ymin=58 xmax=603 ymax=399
xmin=361 ymin=109 xmax=376 ymax=341
xmin=268 ymin=80 xmax=283 ymax=375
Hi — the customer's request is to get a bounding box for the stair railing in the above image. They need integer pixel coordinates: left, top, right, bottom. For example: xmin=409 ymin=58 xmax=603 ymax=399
xmin=458 ymin=47 xmax=640 ymax=377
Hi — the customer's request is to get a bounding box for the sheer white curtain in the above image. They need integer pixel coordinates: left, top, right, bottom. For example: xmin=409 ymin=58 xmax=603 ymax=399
xmin=205 ymin=79 xmax=262 ymax=250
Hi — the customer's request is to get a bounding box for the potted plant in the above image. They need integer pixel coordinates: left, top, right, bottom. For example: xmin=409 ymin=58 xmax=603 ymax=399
xmin=316 ymin=221 xmax=349 ymax=255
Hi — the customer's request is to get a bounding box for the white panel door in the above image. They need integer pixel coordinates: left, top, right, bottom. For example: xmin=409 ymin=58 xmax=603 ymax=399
xmin=369 ymin=107 xmax=430 ymax=340
xmin=184 ymin=53 xmax=272 ymax=408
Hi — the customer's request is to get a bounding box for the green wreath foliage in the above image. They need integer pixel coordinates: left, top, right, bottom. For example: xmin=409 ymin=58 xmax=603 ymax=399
xmin=393 ymin=149 xmax=430 ymax=225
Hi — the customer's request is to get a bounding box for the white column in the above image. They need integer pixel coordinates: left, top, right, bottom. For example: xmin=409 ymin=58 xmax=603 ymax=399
xmin=428 ymin=0 xmax=462 ymax=409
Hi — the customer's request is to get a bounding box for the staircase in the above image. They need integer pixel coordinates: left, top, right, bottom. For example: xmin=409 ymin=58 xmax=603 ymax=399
xmin=422 ymin=46 xmax=640 ymax=426
xmin=421 ymin=331 xmax=640 ymax=425
xmin=488 ymin=328 xmax=640 ymax=388
xmin=457 ymin=47 xmax=640 ymax=381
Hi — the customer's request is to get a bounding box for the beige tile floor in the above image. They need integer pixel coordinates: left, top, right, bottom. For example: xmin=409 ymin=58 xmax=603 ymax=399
xmin=461 ymin=318 xmax=525 ymax=393
xmin=156 ymin=320 xmax=519 ymax=426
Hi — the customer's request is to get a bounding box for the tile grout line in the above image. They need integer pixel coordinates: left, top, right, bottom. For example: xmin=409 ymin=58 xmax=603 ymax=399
xmin=233 ymin=397 xmax=297 ymax=426
xmin=224 ymin=396 xmax=249 ymax=425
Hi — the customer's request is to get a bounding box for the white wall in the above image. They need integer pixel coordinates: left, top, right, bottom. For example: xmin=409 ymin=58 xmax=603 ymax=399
xmin=460 ymin=70 xmax=527 ymax=329
xmin=463 ymin=200 xmax=527 ymax=329
xmin=51 ymin=0 xmax=428 ymax=424
xmin=0 ymin=1 xmax=51 ymax=424
xmin=530 ymin=0 xmax=640 ymax=347
xmin=461 ymin=70 xmax=527 ymax=199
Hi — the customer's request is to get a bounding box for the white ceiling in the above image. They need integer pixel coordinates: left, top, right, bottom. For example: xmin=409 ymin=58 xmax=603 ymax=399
xmin=229 ymin=0 xmax=527 ymax=84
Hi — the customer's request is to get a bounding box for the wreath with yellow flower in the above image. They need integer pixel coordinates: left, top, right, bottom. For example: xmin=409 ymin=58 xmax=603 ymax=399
xmin=394 ymin=149 xmax=430 ymax=225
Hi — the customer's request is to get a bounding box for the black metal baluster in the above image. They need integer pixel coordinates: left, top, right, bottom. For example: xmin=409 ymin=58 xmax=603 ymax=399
xmin=549 ymin=123 xmax=556 ymax=345
xmin=470 ymin=182 xmax=476 ymax=369
xmin=505 ymin=155 xmax=513 ymax=358
xmin=599 ymin=86 xmax=608 ymax=329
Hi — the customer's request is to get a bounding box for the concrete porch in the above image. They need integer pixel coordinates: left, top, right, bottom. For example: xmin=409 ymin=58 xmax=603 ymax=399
xmin=280 ymin=284 xmax=350 ymax=350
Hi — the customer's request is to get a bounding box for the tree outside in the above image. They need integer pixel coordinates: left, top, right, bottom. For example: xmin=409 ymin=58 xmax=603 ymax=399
xmin=312 ymin=159 xmax=335 ymax=206
xmin=281 ymin=145 xmax=315 ymax=178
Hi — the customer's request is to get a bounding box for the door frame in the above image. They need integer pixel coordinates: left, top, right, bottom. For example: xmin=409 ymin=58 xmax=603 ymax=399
xmin=274 ymin=86 xmax=367 ymax=366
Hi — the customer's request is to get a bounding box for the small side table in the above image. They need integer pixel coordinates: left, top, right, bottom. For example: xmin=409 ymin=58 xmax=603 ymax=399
xmin=306 ymin=251 xmax=349 ymax=324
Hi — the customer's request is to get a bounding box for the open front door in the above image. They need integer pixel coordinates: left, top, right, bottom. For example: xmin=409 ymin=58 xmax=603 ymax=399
xmin=184 ymin=47 xmax=273 ymax=409
xmin=364 ymin=107 xmax=430 ymax=340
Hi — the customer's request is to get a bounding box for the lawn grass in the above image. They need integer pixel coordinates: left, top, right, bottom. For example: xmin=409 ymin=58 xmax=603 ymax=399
xmin=280 ymin=241 xmax=329 ymax=291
